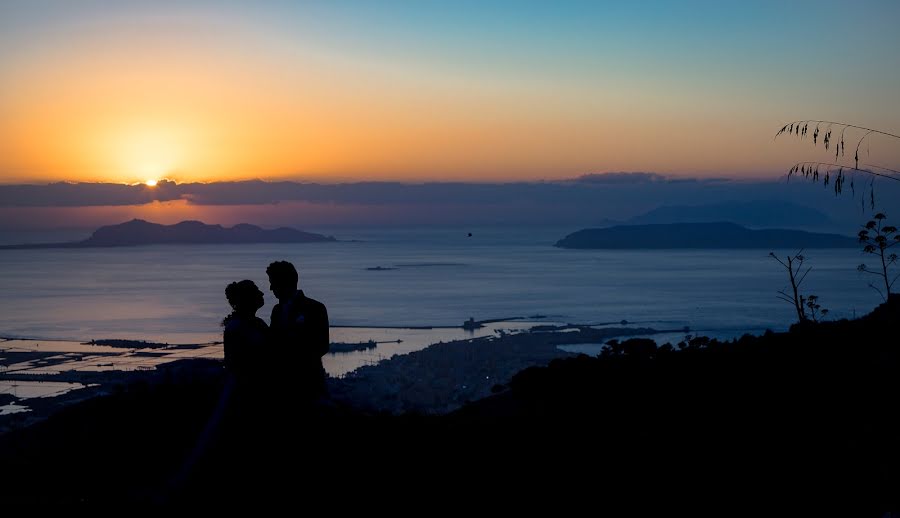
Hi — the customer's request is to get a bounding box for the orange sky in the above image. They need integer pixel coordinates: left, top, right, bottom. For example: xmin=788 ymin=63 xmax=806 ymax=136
xmin=0 ymin=43 xmax=774 ymax=184
xmin=2 ymin=2 xmax=899 ymax=185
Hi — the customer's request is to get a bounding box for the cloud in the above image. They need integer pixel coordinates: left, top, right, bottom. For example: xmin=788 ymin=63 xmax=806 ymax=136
xmin=573 ymin=172 xmax=737 ymax=185
xmin=1 ymin=179 xmax=644 ymax=207
xmin=0 ymin=175 xmax=733 ymax=207
xmin=1 ymin=176 xmax=898 ymax=233
xmin=573 ymin=172 xmax=670 ymax=184
xmin=0 ymin=180 xmax=182 ymax=207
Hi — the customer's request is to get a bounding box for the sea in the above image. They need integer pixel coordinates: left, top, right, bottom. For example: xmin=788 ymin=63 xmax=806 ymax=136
xmin=0 ymin=224 xmax=881 ymax=411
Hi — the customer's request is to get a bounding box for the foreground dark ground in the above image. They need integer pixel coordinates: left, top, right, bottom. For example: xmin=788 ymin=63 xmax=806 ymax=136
xmin=1 ymin=298 xmax=898 ymax=512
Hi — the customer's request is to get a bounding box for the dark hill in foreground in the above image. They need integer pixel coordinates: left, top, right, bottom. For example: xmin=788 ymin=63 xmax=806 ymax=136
xmin=0 ymin=219 xmax=335 ymax=249
xmin=451 ymin=296 xmax=900 ymax=509
xmin=1 ymin=299 xmax=898 ymax=510
xmin=555 ymin=221 xmax=857 ymax=249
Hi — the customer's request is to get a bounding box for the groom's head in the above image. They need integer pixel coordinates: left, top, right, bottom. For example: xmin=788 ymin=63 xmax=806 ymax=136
xmin=266 ymin=260 xmax=298 ymax=302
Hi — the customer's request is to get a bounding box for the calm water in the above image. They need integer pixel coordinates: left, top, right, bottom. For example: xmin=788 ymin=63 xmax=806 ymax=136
xmin=0 ymin=225 xmax=878 ymax=341
xmin=0 ymin=225 xmax=880 ymax=408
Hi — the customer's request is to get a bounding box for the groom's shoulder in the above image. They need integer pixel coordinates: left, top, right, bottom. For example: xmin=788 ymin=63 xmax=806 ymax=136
xmin=300 ymin=294 xmax=327 ymax=315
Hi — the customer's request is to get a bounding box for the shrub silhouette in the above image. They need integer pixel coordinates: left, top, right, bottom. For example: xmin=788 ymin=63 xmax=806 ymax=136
xmin=803 ymin=295 xmax=828 ymax=323
xmin=857 ymin=213 xmax=900 ymax=301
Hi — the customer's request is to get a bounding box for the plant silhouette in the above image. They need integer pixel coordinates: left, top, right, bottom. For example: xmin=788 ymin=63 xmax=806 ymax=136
xmin=775 ymin=120 xmax=900 ymax=211
xmin=803 ymin=294 xmax=828 ymax=323
xmin=857 ymin=213 xmax=900 ymax=301
xmin=769 ymin=250 xmax=823 ymax=324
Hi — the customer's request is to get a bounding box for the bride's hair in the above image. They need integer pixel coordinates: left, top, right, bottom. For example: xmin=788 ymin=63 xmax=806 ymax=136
xmin=223 ymin=280 xmax=260 ymax=326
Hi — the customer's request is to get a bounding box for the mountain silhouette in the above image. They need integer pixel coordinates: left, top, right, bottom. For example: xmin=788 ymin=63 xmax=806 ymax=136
xmin=555 ymin=222 xmax=857 ymax=249
xmin=0 ymin=219 xmax=335 ymax=249
xmin=627 ymin=200 xmax=834 ymax=228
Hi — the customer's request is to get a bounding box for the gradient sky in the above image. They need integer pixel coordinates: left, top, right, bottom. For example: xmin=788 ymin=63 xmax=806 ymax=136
xmin=2 ymin=0 xmax=899 ymax=184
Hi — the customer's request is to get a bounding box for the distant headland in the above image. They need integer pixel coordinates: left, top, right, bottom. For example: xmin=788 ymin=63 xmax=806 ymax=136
xmin=0 ymin=219 xmax=336 ymax=249
xmin=555 ymin=222 xmax=858 ymax=249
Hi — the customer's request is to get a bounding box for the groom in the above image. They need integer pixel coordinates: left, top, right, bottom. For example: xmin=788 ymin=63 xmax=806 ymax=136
xmin=266 ymin=260 xmax=330 ymax=402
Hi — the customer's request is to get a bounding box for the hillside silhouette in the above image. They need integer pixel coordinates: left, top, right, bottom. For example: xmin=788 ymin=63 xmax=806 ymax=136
xmin=453 ymin=295 xmax=900 ymax=509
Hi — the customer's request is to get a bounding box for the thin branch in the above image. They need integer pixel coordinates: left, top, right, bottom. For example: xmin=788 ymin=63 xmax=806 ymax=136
xmin=796 ymin=265 xmax=812 ymax=287
xmin=770 ymin=255 xmax=788 ymax=268
xmin=862 ymin=163 xmax=900 ymax=176
xmin=775 ymin=120 xmax=900 ymax=141
xmin=868 ymin=283 xmax=887 ymax=301
xmin=855 ymin=130 xmax=875 ymax=169
xmin=776 ymin=290 xmax=796 ymax=301
xmin=790 ymin=162 xmax=900 ymax=183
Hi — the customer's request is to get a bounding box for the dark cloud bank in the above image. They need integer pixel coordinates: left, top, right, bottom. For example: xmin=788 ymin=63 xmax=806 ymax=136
xmin=1 ymin=173 xmax=897 ymax=232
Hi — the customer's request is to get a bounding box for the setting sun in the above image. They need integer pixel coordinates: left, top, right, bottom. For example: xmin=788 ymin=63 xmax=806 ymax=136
xmin=145 ymin=179 xmax=158 ymax=187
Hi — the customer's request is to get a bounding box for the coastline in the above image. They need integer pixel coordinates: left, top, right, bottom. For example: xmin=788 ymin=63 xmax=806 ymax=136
xmin=0 ymin=320 xmax=674 ymax=433
xmin=328 ymin=324 xmax=663 ymax=415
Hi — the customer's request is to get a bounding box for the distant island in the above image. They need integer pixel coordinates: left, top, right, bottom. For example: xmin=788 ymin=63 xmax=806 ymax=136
xmin=555 ymin=222 xmax=857 ymax=249
xmin=0 ymin=219 xmax=336 ymax=249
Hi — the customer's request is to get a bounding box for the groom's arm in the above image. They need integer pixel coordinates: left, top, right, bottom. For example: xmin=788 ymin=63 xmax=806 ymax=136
xmin=312 ymin=302 xmax=329 ymax=358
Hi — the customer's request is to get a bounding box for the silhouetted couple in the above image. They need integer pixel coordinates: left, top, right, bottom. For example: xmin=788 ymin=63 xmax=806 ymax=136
xmin=170 ymin=261 xmax=328 ymax=496
xmin=223 ymin=261 xmax=329 ymax=413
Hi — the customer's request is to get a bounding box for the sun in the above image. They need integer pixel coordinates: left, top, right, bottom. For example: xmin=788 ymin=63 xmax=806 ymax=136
xmin=137 ymin=160 xmax=170 ymax=186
